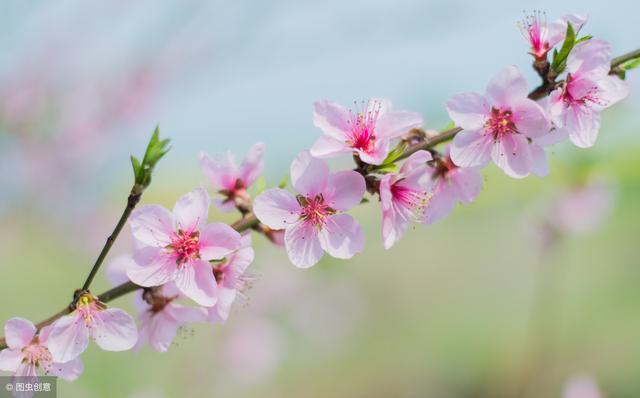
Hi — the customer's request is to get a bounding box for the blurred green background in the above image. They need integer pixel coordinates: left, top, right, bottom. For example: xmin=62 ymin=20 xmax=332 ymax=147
xmin=1 ymin=1 xmax=639 ymax=397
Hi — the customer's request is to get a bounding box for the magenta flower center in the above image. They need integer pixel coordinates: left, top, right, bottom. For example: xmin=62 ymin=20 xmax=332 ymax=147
xmin=562 ymin=75 xmax=606 ymax=109
xmin=519 ymin=11 xmax=550 ymax=59
xmin=169 ymin=230 xmax=201 ymax=265
xmin=347 ymin=101 xmax=382 ymax=153
xmin=485 ymin=107 xmax=517 ymax=141
xmin=297 ymin=194 xmax=335 ymax=227
xmin=390 ymin=182 xmax=431 ymax=218
xmin=22 ymin=343 xmax=53 ymax=368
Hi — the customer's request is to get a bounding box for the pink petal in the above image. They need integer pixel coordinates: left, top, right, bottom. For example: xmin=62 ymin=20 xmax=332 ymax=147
xmin=129 ymin=205 xmax=174 ymax=248
xmin=318 ymin=214 xmax=365 ymax=259
xmin=290 ymin=151 xmax=329 ymax=197
xmin=127 ymin=249 xmax=177 ymax=287
xmin=199 ymin=151 xmax=238 ymax=191
xmin=92 ymin=308 xmax=138 ymax=352
xmin=221 ymin=234 xmax=255 ymax=289
xmin=175 ymin=259 xmax=218 ymax=306
xmin=312 ymin=100 xmax=351 ymax=140
xmin=423 ymin=182 xmax=457 ymax=225
xmin=356 ymin=139 xmax=391 ymax=166
xmin=199 ymin=222 xmax=241 ymax=260
xmin=48 ymin=357 xmax=83 ymax=381
xmin=376 ymin=110 xmax=422 ymax=139
xmin=400 ymin=150 xmax=432 ymax=174
xmin=485 ymin=65 xmax=529 ymax=107
xmin=491 ymin=134 xmax=533 ymax=178
xmin=530 ymin=144 xmax=549 ymax=177
xmin=212 ymin=197 xmax=237 ymax=213
xmin=565 ymin=106 xmax=601 ymax=148
xmin=173 ymin=187 xmax=209 ymax=232
xmin=449 ymin=167 xmax=483 ymax=204
xmin=239 ymin=142 xmax=266 ymax=187
xmin=593 ymin=75 xmax=630 ymax=111
xmin=207 ymin=288 xmax=237 ymax=323
xmin=511 ymin=99 xmax=550 ymax=138
xmin=379 ymin=174 xmax=406 ymax=250
xmin=105 ymin=255 xmax=136 ymax=286
xmin=446 ymin=92 xmax=490 ymax=131
xmin=146 ymin=312 xmax=180 ymax=352
xmin=253 ymin=188 xmax=300 ymax=229
xmin=450 ymin=130 xmax=493 ymax=168
xmin=567 ymin=39 xmax=612 ymax=79
xmin=324 ymin=171 xmax=365 ymax=211
xmin=4 ymin=318 xmax=36 ymax=349
xmin=0 ymin=349 xmax=23 ymax=372
xmin=47 ymin=314 xmax=90 ymax=363
xmin=284 ymin=221 xmax=324 ymax=268
xmin=309 ymin=135 xmax=352 ymax=158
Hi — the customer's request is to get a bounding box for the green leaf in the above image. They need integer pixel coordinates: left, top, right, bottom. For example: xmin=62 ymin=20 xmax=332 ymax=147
xmin=441 ymin=120 xmax=456 ymax=131
xmin=575 ymin=35 xmax=592 ymax=45
xmin=130 ymin=156 xmax=141 ymax=180
xmin=254 ymin=176 xmax=267 ymax=194
xmin=134 ymin=126 xmax=171 ymax=188
xmin=360 ymin=197 xmax=369 ymax=204
xmin=380 ymin=141 xmax=407 ymax=166
xmin=277 ymin=175 xmax=289 ymax=189
xmin=551 ymin=22 xmax=576 ymax=74
xmin=621 ymin=57 xmax=640 ymax=71
xmin=375 ymin=163 xmax=398 ymax=174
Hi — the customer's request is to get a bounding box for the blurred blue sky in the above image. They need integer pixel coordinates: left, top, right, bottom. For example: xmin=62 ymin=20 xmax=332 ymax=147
xmin=0 ymin=0 xmax=638 ymax=213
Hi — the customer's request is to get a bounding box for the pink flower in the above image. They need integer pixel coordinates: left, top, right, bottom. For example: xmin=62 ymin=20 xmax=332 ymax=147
xmin=379 ymin=150 xmax=433 ymax=249
xmin=46 ymin=293 xmax=137 ymax=363
xmin=447 ymin=65 xmax=551 ymax=178
xmin=423 ymin=145 xmax=483 ymax=224
xmin=310 ymin=99 xmax=422 ymax=165
xmin=207 ymin=234 xmax=255 ymax=323
xmin=200 ymin=142 xmax=265 ymax=212
xmin=548 ymin=179 xmax=615 ymax=235
xmin=564 ymin=375 xmax=603 ymax=398
xmin=135 ymin=283 xmax=206 ymax=352
xmin=253 ymin=151 xmax=365 ymax=268
xmin=127 ymin=188 xmax=242 ymax=306
xmin=519 ymin=12 xmax=587 ymax=60
xmin=106 ymin=257 xmax=206 ymax=353
xmin=543 ymin=40 xmax=630 ymax=148
xmin=0 ymin=318 xmax=83 ymax=382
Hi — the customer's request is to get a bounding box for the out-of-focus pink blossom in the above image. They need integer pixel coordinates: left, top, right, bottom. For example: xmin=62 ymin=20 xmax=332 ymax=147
xmin=127 ymin=188 xmax=242 ymax=306
xmin=0 ymin=318 xmax=83 ymax=384
xmin=200 ymin=143 xmax=265 ymax=212
xmin=310 ymin=99 xmax=422 ymax=165
xmin=542 ymin=40 xmax=630 ymax=148
xmin=447 ymin=65 xmax=551 ymax=178
xmin=379 ymin=150 xmax=433 ymax=249
xmin=548 ymin=179 xmax=615 ymax=235
xmin=207 ymin=234 xmax=255 ymax=323
xmin=253 ymin=151 xmax=365 ymax=268
xmin=423 ymin=145 xmax=483 ymax=224
xmin=46 ymin=293 xmax=137 ymax=363
xmin=223 ymin=317 xmax=283 ymax=383
xmin=519 ymin=12 xmax=587 ymax=60
xmin=564 ymin=375 xmax=603 ymax=398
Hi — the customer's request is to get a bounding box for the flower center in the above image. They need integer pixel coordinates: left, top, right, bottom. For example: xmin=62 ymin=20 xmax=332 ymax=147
xmin=519 ymin=11 xmax=550 ymax=59
xmin=432 ymin=156 xmax=457 ymax=180
xmin=562 ymin=75 xmax=607 ymax=109
xmin=22 ymin=343 xmax=53 ymax=369
xmin=168 ymin=230 xmax=200 ymax=265
xmin=297 ymin=194 xmax=335 ymax=227
xmin=485 ymin=107 xmax=517 ymax=141
xmin=390 ymin=182 xmax=432 ymax=220
xmin=75 ymin=293 xmax=106 ymax=326
xmin=347 ymin=100 xmax=382 ymax=153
